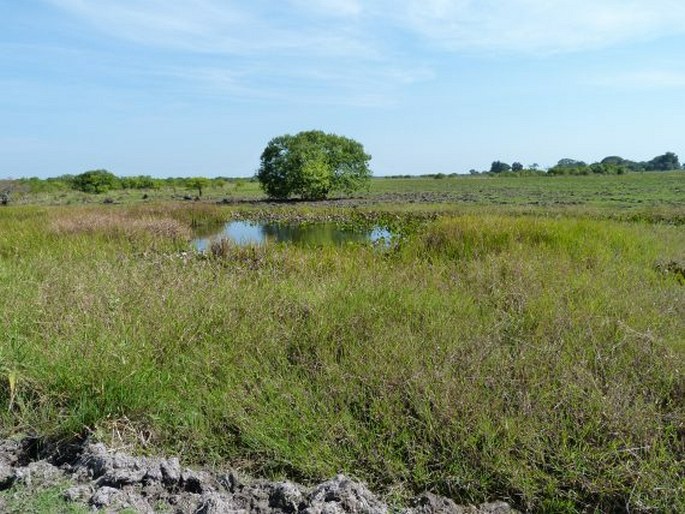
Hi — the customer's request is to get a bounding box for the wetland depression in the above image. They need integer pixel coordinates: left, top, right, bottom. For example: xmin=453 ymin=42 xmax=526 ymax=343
xmin=0 ymin=186 xmax=682 ymax=513
xmin=192 ymin=220 xmax=392 ymax=250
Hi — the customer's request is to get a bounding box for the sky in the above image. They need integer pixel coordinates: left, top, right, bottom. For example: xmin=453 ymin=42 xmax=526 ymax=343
xmin=2 ymin=0 xmax=685 ymax=178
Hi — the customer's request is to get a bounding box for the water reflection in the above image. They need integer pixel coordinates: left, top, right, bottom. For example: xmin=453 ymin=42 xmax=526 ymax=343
xmin=193 ymin=221 xmax=391 ymax=251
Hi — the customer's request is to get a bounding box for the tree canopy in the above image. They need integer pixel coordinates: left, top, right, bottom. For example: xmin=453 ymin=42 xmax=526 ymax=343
xmin=186 ymin=177 xmax=210 ymax=197
xmin=546 ymin=152 xmax=681 ymax=175
xmin=256 ymin=130 xmax=372 ymax=200
xmin=646 ymin=152 xmax=680 ymax=171
xmin=556 ymin=158 xmax=588 ymax=168
xmin=489 ymin=161 xmax=511 ymax=173
xmin=71 ymin=169 xmax=119 ymax=194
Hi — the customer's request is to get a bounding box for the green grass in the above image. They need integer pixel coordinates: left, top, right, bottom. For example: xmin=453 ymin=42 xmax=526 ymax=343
xmin=0 ymin=482 xmax=89 ymax=514
xmin=372 ymin=172 xmax=684 ymax=208
xmin=368 ymin=172 xmax=685 ymax=224
xmin=0 ymin=182 xmax=683 ymax=512
xmin=10 ymin=172 xmax=685 ymax=217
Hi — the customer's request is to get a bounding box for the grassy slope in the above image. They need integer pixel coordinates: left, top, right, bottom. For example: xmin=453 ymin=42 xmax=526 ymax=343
xmin=0 ymin=175 xmax=683 ymax=512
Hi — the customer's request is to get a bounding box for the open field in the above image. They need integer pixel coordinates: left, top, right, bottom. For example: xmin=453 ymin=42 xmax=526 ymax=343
xmin=0 ymin=174 xmax=683 ymax=512
xmin=10 ymin=172 xmax=685 ymax=217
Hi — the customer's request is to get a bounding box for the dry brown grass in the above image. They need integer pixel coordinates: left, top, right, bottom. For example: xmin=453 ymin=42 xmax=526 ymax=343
xmin=50 ymin=211 xmax=191 ymax=242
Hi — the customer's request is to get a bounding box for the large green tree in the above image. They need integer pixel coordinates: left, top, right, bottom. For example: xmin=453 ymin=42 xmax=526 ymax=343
xmin=256 ymin=130 xmax=372 ymax=200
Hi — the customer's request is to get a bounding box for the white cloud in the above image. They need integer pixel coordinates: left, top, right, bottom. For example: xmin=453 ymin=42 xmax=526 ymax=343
xmin=45 ymin=0 xmax=371 ymax=56
xmin=42 ymin=0 xmax=426 ymax=106
xmin=47 ymin=0 xmax=685 ymax=57
xmin=42 ymin=0 xmax=685 ymax=106
xmin=392 ymin=0 xmax=685 ymax=54
xmin=590 ymin=69 xmax=685 ymax=88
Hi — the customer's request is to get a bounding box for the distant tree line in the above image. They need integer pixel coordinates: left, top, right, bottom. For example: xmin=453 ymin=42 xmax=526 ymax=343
xmin=2 ymin=170 xmax=251 ymax=197
xmin=0 ymin=150 xmax=682 ymax=205
xmin=485 ymin=152 xmax=681 ymax=176
xmin=382 ymin=173 xmax=461 ymax=179
xmin=380 ymin=152 xmax=682 ymax=178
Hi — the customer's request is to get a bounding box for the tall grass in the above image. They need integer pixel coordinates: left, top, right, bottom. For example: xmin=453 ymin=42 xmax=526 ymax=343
xmin=0 ymin=204 xmax=682 ymax=512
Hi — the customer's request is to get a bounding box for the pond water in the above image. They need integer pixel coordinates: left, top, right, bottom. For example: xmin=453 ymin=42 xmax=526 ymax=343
xmin=192 ymin=220 xmax=392 ymax=251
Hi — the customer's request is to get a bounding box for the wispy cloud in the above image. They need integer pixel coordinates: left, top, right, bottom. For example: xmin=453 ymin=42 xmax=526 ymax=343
xmin=590 ymin=69 xmax=685 ymax=89
xmin=46 ymin=0 xmax=685 ymax=57
xmin=45 ymin=0 xmax=249 ymax=52
xmin=44 ymin=0 xmax=374 ymax=57
xmin=393 ymin=0 xmax=685 ymax=54
xmin=43 ymin=0 xmax=434 ymax=106
xmin=288 ymin=0 xmax=364 ymax=18
xmin=156 ymin=62 xmax=435 ymax=107
xmin=41 ymin=0 xmax=685 ymax=106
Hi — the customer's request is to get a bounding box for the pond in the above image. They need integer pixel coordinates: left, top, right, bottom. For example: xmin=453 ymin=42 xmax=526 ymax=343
xmin=192 ymin=220 xmax=392 ymax=251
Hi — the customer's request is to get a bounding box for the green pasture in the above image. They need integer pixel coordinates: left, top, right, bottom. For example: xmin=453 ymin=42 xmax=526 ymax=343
xmin=9 ymin=172 xmax=684 ymax=213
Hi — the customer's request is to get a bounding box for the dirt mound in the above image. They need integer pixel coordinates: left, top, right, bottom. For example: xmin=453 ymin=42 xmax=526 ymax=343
xmin=0 ymin=437 xmax=518 ymax=513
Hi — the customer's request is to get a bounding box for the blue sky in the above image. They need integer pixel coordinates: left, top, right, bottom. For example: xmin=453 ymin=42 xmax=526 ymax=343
xmin=2 ymin=0 xmax=685 ymax=178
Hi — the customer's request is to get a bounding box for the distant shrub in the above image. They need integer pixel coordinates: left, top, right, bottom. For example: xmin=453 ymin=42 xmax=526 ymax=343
xmin=0 ymin=179 xmax=30 ymax=204
xmin=490 ymin=161 xmax=511 ymax=173
xmin=71 ymin=169 xmax=120 ymax=194
xmin=119 ymin=175 xmax=159 ymax=190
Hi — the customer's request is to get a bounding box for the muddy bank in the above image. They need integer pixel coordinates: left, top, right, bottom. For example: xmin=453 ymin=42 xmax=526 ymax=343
xmin=0 ymin=437 xmax=518 ymax=513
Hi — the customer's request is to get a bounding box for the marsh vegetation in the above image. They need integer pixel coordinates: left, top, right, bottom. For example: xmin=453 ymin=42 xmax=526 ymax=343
xmin=0 ymin=174 xmax=683 ymax=512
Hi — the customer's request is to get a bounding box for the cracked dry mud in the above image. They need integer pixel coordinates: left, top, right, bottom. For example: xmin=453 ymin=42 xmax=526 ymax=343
xmin=0 ymin=438 xmax=518 ymax=513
